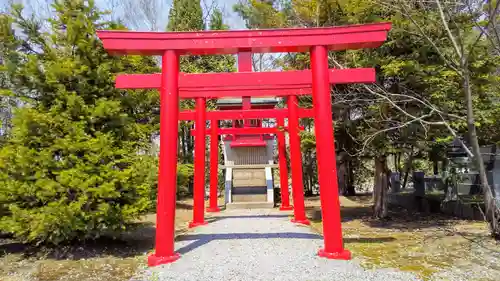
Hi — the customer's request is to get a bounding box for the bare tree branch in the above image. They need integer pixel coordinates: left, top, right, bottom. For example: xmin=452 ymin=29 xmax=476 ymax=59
xmin=379 ymin=0 xmax=461 ymax=72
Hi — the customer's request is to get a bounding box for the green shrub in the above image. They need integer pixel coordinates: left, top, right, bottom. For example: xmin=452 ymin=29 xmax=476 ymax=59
xmin=0 ymin=137 xmax=157 ymax=244
xmin=0 ymin=1 xmax=159 ymax=244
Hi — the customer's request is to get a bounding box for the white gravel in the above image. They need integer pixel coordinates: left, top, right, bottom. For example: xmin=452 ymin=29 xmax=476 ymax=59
xmin=131 ymin=209 xmax=421 ymax=281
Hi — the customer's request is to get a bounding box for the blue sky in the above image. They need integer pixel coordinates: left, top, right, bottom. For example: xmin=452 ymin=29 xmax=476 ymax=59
xmin=212 ymin=0 xmax=246 ymax=29
xmin=9 ymin=0 xmax=247 ymax=31
xmin=94 ymin=0 xmax=247 ymax=31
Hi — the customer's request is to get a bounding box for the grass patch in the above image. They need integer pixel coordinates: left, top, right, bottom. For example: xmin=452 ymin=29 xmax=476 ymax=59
xmin=306 ymin=196 xmax=499 ymax=281
xmin=0 ymin=198 xmax=222 ymax=281
xmin=0 ymin=236 xmax=149 ymax=281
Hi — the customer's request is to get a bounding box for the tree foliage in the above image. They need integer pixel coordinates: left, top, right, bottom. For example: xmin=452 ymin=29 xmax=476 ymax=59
xmin=167 ymin=0 xmax=235 ymax=192
xmin=0 ymin=0 xmax=159 ymax=244
xmin=234 ymin=0 xmax=499 ymax=219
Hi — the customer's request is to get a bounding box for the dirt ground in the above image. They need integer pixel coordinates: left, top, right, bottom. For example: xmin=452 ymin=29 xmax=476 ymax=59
xmin=0 ymin=198 xmax=222 ymax=281
xmin=2 ymin=196 xmax=499 ymax=281
xmin=305 ymin=196 xmax=500 ymax=281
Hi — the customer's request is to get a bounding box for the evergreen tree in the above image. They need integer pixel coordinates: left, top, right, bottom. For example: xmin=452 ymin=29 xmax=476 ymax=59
xmin=0 ymin=13 xmax=16 ymax=141
xmin=209 ymin=8 xmax=228 ymax=30
xmin=166 ymin=1 xmax=235 ymax=169
xmin=0 ymin=0 xmax=159 ymax=244
xmin=167 ymin=0 xmax=204 ymax=32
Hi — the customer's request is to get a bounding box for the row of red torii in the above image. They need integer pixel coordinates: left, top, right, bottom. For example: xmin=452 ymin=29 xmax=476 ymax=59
xmin=97 ymin=22 xmax=392 ymax=267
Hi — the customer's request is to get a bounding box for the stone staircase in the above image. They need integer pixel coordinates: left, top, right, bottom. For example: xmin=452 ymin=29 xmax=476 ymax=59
xmin=226 ymin=169 xmax=273 ymax=209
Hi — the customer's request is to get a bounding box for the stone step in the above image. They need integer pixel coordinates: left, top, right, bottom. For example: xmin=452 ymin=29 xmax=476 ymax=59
xmin=232 ymin=193 xmax=267 ymax=202
xmin=232 ymin=186 xmax=267 ymax=194
xmin=225 ymin=201 xmax=274 ymax=209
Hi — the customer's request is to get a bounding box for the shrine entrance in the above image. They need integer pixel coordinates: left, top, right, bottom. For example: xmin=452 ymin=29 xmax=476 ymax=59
xmin=97 ymin=22 xmax=391 ymax=267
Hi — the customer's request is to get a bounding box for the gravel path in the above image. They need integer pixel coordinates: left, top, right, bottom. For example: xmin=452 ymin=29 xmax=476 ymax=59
xmin=131 ymin=209 xmax=421 ymax=281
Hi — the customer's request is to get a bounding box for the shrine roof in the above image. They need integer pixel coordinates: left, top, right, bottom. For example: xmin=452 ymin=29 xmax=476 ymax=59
xmin=97 ymin=22 xmax=391 ymax=56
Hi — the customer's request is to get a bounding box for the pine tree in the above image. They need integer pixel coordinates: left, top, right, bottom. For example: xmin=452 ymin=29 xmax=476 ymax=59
xmin=0 ymin=0 xmax=159 ymax=244
xmin=0 ymin=13 xmax=16 ymax=140
xmin=209 ymin=8 xmax=228 ymax=30
xmin=166 ymin=1 xmax=235 ymax=170
xmin=167 ymin=0 xmax=204 ymax=32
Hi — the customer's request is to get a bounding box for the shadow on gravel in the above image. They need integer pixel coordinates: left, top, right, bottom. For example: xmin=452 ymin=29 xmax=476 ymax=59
xmin=175 ymin=232 xmax=322 ymax=254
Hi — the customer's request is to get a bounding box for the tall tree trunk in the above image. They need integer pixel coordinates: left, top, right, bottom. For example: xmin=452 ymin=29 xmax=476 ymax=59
xmin=433 ymin=160 xmax=439 ymax=175
xmin=373 ymin=155 xmax=389 ymax=219
xmin=402 ymin=147 xmax=415 ymax=189
xmin=307 ymin=152 xmax=313 ymax=195
xmin=338 ymin=154 xmax=347 ymax=196
xmin=394 ymin=153 xmax=399 ymax=174
xmin=344 ymin=159 xmax=356 ymax=196
xmin=463 ymin=66 xmax=500 ymax=238
xmin=398 ymin=152 xmax=403 ymax=176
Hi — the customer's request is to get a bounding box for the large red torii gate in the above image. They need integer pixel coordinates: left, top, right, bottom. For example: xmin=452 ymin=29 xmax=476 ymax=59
xmin=98 ymin=22 xmax=391 ymax=266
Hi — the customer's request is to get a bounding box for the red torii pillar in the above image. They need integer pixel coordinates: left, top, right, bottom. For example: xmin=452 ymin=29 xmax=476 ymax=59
xmin=189 ymin=97 xmax=208 ymax=228
xmin=206 ymin=119 xmax=220 ymax=213
xmin=155 ymin=50 xmax=181 ymax=264
xmin=287 ymin=95 xmax=309 ymax=224
xmin=277 ymin=117 xmax=292 ymax=211
xmin=312 ymin=46 xmax=350 ymax=259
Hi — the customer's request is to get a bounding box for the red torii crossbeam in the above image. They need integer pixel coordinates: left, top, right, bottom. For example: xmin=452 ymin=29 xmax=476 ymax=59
xmin=98 ymin=23 xmax=390 ymax=55
xmin=179 ymin=108 xmax=314 ymax=120
xmin=190 ymin=126 xmax=303 ymax=135
xmin=98 ymin=22 xmax=391 ymax=267
xmin=116 ymin=68 xmax=375 ymax=95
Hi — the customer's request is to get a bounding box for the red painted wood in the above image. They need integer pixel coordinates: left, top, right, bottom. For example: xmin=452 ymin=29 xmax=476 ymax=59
xmin=180 ymin=88 xmax=311 ymax=98
xmin=223 ymin=134 xmax=273 ymax=141
xmin=189 ymin=97 xmax=208 ymax=229
xmin=277 ymin=117 xmax=292 ymax=211
xmin=217 ymin=104 xmax=276 ymax=110
xmin=288 ymin=95 xmax=309 ymax=225
xmin=311 ymin=46 xmax=351 ymax=260
xmin=230 ymin=139 xmax=267 ymax=147
xmin=115 ymin=68 xmax=375 ymax=91
xmin=238 ymin=52 xmax=253 ymax=128
xmin=179 ymin=108 xmax=314 ymax=121
xmin=97 ymin=22 xmax=391 ymax=55
xmin=192 ymin=127 xmax=280 ymax=135
xmin=148 ymin=50 xmax=180 ymax=266
xmin=238 ymin=52 xmax=252 ymax=72
xmin=190 ymin=126 xmax=305 ymax=136
xmin=207 ymin=120 xmax=220 ymax=213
